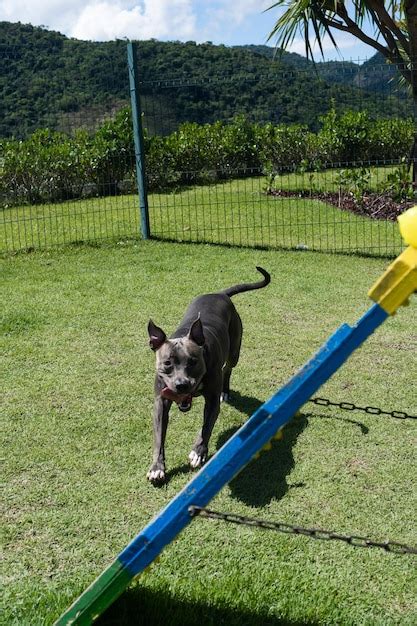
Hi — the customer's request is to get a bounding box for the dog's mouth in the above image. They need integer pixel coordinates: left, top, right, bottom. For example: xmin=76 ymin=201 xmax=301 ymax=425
xmin=161 ymin=387 xmax=193 ymax=412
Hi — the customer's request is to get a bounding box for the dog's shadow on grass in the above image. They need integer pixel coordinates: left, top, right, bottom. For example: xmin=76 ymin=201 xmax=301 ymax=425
xmin=216 ymin=391 xmax=308 ymax=508
xmin=164 ymin=462 xmax=192 ymax=484
xmin=163 ymin=395 xmax=369 ymax=491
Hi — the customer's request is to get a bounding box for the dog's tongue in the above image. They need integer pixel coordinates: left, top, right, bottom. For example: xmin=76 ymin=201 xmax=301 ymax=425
xmin=161 ymin=387 xmax=193 ymax=412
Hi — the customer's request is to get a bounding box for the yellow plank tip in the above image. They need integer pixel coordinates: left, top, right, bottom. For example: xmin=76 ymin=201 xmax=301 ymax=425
xmin=398 ymin=206 xmax=417 ymax=248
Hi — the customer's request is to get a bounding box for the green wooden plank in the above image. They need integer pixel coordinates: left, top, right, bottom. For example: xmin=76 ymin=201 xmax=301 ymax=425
xmin=54 ymin=559 xmax=131 ymax=625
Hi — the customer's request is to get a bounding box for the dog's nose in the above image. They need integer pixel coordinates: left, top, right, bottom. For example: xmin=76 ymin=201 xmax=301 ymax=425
xmin=175 ymin=381 xmax=189 ymax=393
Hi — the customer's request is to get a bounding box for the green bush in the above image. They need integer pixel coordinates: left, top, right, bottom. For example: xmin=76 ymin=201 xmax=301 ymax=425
xmin=315 ymin=106 xmax=415 ymax=165
xmin=1 ymin=109 xmax=135 ymax=206
xmin=144 ymin=115 xmax=263 ymax=190
xmin=1 ymin=129 xmax=91 ymax=206
xmin=380 ymin=159 xmax=414 ymax=201
xmin=89 ymin=107 xmax=134 ymax=195
xmin=336 ymin=167 xmax=371 ymax=203
xmin=214 ymin=115 xmax=262 ymax=174
xmin=258 ymin=123 xmax=317 ymax=175
xmin=317 ymin=107 xmax=372 ymax=164
xmin=368 ymin=118 xmax=416 ymax=162
xmin=145 ymin=133 xmax=180 ymax=190
xmin=1 ymin=104 xmax=414 ymax=206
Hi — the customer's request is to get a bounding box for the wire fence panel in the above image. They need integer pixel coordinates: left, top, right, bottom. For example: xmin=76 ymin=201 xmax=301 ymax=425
xmin=1 ymin=40 xmax=140 ymax=252
xmin=148 ymin=169 xmax=406 ymax=257
xmin=1 ymin=37 xmax=416 ymax=256
xmin=138 ymin=52 xmax=415 ymax=258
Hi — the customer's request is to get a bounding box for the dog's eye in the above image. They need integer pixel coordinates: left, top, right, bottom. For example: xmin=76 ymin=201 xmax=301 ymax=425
xmin=164 ymin=360 xmax=171 ymax=367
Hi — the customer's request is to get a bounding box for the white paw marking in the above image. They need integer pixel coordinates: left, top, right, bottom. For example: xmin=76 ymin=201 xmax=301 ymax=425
xmin=220 ymin=392 xmax=230 ymax=403
xmin=189 ymin=450 xmax=206 ymax=468
xmin=147 ymin=468 xmax=166 ymax=482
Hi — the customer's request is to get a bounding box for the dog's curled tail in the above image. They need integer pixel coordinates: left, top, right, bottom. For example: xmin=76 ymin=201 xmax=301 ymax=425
xmin=222 ymin=266 xmax=271 ymax=298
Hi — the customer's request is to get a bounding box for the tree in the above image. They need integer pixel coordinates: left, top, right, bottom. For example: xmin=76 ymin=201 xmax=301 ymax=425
xmin=267 ymin=1 xmax=417 ymax=185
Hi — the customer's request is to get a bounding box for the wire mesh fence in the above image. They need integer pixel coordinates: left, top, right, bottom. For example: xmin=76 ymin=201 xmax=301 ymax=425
xmin=147 ymin=166 xmax=409 ymax=256
xmin=139 ymin=52 xmax=416 ymax=257
xmin=1 ymin=36 xmax=139 ymax=252
xmin=1 ymin=35 xmax=416 ymax=256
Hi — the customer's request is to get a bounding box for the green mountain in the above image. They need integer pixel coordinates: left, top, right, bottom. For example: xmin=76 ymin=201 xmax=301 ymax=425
xmin=0 ymin=21 xmax=412 ymax=139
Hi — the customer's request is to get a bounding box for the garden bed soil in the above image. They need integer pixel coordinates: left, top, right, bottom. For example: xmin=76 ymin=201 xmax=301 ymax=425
xmin=268 ymin=189 xmax=413 ymax=221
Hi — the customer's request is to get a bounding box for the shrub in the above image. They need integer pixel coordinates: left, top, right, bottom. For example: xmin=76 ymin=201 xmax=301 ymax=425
xmin=258 ymin=123 xmax=316 ymax=174
xmin=380 ymin=160 xmax=414 ymax=201
xmin=317 ymin=107 xmax=372 ymax=164
xmin=368 ymin=118 xmax=415 ymax=162
xmin=336 ymin=167 xmax=371 ymax=203
xmin=1 ymin=129 xmax=91 ymax=206
xmin=88 ymin=107 xmax=134 ymax=196
xmin=1 ymin=108 xmax=135 ymax=206
xmin=145 ymin=134 xmax=181 ymax=190
xmin=1 ymin=105 xmax=414 ymax=206
xmin=316 ymin=106 xmax=414 ymax=165
xmin=145 ymin=115 xmax=264 ymax=190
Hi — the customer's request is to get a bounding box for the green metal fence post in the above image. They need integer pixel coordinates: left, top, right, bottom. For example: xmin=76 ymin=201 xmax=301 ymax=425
xmin=127 ymin=41 xmax=150 ymax=239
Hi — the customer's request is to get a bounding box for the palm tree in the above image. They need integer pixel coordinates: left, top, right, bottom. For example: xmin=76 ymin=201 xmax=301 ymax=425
xmin=267 ymin=1 xmax=417 ymax=185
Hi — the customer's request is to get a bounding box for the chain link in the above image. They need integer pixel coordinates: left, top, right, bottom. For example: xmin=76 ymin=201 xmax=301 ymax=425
xmin=188 ymin=400 xmax=416 ymax=555
xmin=309 ymin=397 xmax=416 ymax=420
xmin=189 ymin=507 xmax=417 ymax=555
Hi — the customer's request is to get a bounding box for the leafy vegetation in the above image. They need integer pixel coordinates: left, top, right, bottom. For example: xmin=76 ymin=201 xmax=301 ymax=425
xmin=0 ymin=21 xmax=412 ymax=139
xmin=336 ymin=168 xmax=371 ymax=204
xmin=382 ymin=160 xmax=415 ymax=201
xmin=1 ymin=106 xmax=414 ymax=207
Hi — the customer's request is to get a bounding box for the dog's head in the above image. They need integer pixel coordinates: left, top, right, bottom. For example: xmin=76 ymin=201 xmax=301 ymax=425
xmin=148 ymin=317 xmax=206 ymax=395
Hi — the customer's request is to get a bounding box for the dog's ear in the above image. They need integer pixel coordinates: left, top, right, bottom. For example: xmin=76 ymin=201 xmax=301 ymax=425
xmin=148 ymin=320 xmax=166 ymax=351
xmin=188 ymin=316 xmax=205 ymax=346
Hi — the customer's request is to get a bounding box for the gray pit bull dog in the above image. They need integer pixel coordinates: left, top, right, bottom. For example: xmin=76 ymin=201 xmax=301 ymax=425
xmin=147 ymin=266 xmax=270 ymax=483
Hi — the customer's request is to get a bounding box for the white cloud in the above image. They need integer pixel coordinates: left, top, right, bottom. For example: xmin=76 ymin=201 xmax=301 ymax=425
xmin=0 ymin=0 xmax=374 ymax=58
xmin=0 ymin=0 xmax=284 ymax=46
xmin=0 ymin=0 xmax=197 ymax=41
xmin=0 ymin=0 xmax=84 ymax=34
xmin=211 ymin=0 xmax=271 ymax=26
xmin=70 ymin=0 xmax=196 ymax=42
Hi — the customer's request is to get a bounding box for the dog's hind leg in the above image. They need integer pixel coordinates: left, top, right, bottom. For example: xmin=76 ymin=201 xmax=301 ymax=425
xmin=221 ymin=363 xmax=233 ymax=402
xmin=221 ymin=313 xmax=242 ymax=402
xmin=189 ymin=392 xmax=221 ymax=468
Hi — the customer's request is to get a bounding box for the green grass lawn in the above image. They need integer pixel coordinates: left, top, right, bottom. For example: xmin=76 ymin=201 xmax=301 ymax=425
xmin=149 ymin=176 xmax=402 ymax=255
xmin=2 ymin=240 xmax=416 ymax=625
xmin=1 ymin=168 xmax=404 ymax=257
xmin=268 ymin=164 xmax=400 ymax=194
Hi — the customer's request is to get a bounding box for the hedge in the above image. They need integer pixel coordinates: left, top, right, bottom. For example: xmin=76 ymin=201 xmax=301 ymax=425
xmin=1 ymin=107 xmax=415 ymax=206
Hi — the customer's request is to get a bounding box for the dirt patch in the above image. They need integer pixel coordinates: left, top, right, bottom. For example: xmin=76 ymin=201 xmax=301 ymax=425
xmin=268 ymin=189 xmax=414 ymax=221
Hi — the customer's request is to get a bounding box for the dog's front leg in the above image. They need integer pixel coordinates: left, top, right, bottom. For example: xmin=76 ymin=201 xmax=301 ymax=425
xmin=147 ymin=396 xmax=171 ymax=483
xmin=189 ymin=392 xmax=220 ymax=469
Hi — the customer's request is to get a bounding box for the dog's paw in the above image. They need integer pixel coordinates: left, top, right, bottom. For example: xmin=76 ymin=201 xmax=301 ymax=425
xmin=189 ymin=449 xmax=207 ymax=469
xmin=147 ymin=464 xmax=166 ymax=483
xmin=220 ymin=392 xmax=230 ymax=403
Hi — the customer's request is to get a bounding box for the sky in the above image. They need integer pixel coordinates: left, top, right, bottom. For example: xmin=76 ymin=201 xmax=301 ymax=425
xmin=0 ymin=0 xmax=376 ymax=62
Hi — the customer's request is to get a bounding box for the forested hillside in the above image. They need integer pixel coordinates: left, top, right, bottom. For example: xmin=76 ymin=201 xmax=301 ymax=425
xmin=0 ymin=21 xmax=411 ymax=139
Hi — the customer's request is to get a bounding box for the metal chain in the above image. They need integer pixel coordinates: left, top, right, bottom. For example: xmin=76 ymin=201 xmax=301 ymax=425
xmin=308 ymin=397 xmax=416 ymax=420
xmin=188 ymin=400 xmax=416 ymax=555
xmin=189 ymin=507 xmax=417 ymax=556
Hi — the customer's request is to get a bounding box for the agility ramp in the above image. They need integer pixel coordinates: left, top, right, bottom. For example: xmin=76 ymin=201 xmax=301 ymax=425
xmin=55 ymin=207 xmax=417 ymax=626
